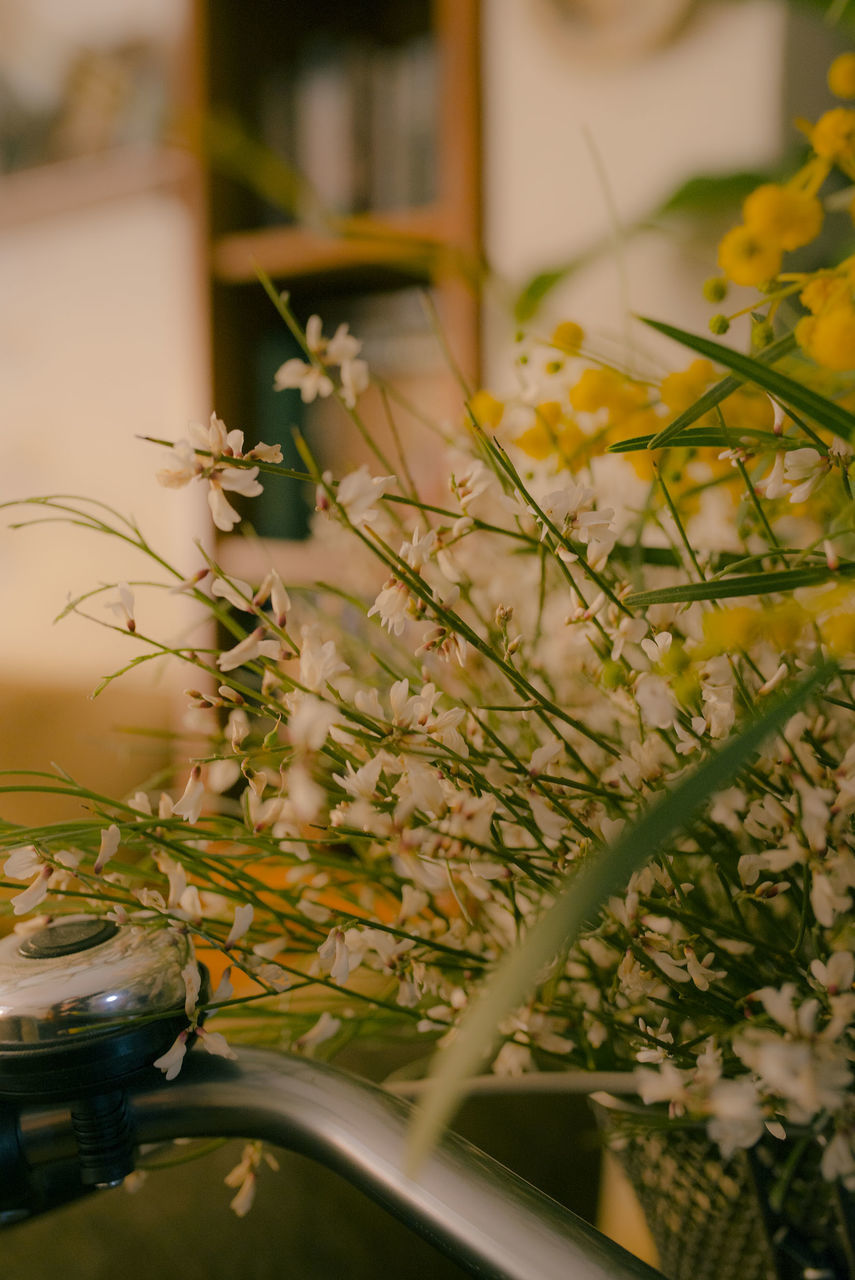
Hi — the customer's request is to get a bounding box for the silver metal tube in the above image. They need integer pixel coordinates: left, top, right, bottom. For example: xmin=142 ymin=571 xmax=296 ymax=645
xmin=19 ymin=1047 xmax=660 ymax=1280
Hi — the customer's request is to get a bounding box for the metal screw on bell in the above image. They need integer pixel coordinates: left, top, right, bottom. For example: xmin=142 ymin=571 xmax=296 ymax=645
xmin=0 ymin=915 xmax=204 ymax=1206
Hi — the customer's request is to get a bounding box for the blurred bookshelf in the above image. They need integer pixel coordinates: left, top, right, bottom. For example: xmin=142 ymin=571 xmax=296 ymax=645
xmin=198 ymin=0 xmax=482 ymax=572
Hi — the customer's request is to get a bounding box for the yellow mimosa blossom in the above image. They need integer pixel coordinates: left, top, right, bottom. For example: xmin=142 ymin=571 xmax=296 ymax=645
xmin=701 ymin=607 xmax=759 ymax=653
xmin=718 ymin=386 xmax=775 ymax=432
xmin=700 ymin=601 xmax=809 ymax=656
xmin=811 ymin=107 xmax=855 ymax=169
xmin=798 ymin=304 xmax=855 ymax=371
xmin=820 ymin=611 xmax=855 ymax=656
xmin=569 ymin=367 xmax=647 ymax=418
xmin=742 ymin=183 xmax=823 ymax=252
xmin=551 ymin=320 xmax=585 ymax=353
xmin=514 ymin=401 xmax=563 ymax=460
xmin=717 ymin=225 xmax=782 ymax=287
xmin=800 ymin=274 xmax=850 ymax=315
xmin=660 ymin=359 xmax=716 ymax=413
xmin=829 ymin=52 xmax=855 ymax=99
xmin=468 ymin=390 xmax=504 ymax=430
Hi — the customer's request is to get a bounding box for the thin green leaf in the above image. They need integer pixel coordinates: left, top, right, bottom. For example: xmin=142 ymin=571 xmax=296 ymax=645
xmin=654 ymin=169 xmax=778 ymax=216
xmin=623 ymin=333 xmax=798 ymax=450
xmin=642 ymin=320 xmax=855 ymax=448
xmin=626 ymin=562 xmax=854 ymax=606
xmin=405 ymin=661 xmax=832 ymax=1172
xmin=609 ymin=426 xmax=790 ymax=454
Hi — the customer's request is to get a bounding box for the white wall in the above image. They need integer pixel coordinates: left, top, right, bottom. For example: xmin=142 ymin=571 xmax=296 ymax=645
xmin=481 ymin=0 xmax=794 ymax=376
xmin=0 ymin=190 xmax=208 ymax=688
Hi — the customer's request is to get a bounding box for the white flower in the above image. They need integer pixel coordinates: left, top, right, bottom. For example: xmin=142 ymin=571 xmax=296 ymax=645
xmin=635 ymin=1062 xmax=692 ymax=1110
xmin=640 ymin=632 xmax=672 ymax=665
xmin=172 ymin=766 xmax=205 ymax=823
xmin=340 ymin=358 xmax=369 ymax=408
xmin=400 ymin=528 xmax=437 ymax=570
xmin=212 ymin=575 xmax=254 ymax=611
xmin=156 ymin=854 xmax=188 ymax=909
xmin=153 ymin=1029 xmax=189 ymax=1081
xmin=254 ymin=570 xmax=291 ymax=627
xmin=227 ymin=1167 xmax=256 ymax=1219
xmin=756 ymin=452 xmax=788 ymax=500
xmin=784 ymin=446 xmax=827 ymax=502
xmin=94 ymin=823 xmax=121 ymax=874
xmin=368 ymin=578 xmax=411 ymax=635
xmin=273 ymin=357 xmax=334 ymax=403
xmin=10 ymin=866 xmax=52 ymax=915
xmin=393 ymin=758 xmax=446 ymax=821
xmin=529 ymin=738 xmax=563 ymax=776
xmin=104 ymin=582 xmax=135 ymax=631
xmin=223 ymin=1141 xmax=279 ymax=1219
xmin=811 ymin=952 xmax=855 ymax=994
xmin=156 ymin=415 xmax=272 ymax=534
xmin=286 ymin=692 xmax=339 ymax=750
xmin=335 ymin=466 xmax=394 ymax=527
xmin=182 ymin=961 xmax=202 ymax=1018
xmin=634 ymin=673 xmax=676 ymax=729
xmin=295 ymin=1011 xmax=341 ymax=1054
xmin=4 ymin=845 xmax=42 ymax=881
xmin=706 ymin=1078 xmax=764 ymax=1157
xmin=298 ymin=625 xmax=348 ymax=691
xmin=208 ymin=466 xmax=263 ymax=533
xmin=822 ymin=1132 xmax=855 ymax=1185
xmin=318 ymin=928 xmax=352 ymax=984
xmin=198 ymin=1028 xmax=238 ymax=1061
xmin=684 ymin=947 xmax=726 ymax=991
xmin=334 ymin=755 xmax=385 ymax=801
xmin=247 ymin=441 xmax=283 ymax=464
xmin=811 ymin=870 xmax=851 ymax=928
xmin=325 ymin=322 xmax=362 ymax=364
xmin=217 ymin=628 xmax=281 ymax=673
xmin=225 ymin=903 xmax=254 ymax=949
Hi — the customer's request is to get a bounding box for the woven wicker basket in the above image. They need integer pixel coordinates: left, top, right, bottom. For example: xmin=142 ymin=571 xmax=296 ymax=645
xmin=589 ymin=1093 xmax=855 ymax=1280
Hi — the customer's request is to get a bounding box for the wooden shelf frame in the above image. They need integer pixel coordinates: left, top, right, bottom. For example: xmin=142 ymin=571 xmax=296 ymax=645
xmin=205 ymin=0 xmax=482 ymax=379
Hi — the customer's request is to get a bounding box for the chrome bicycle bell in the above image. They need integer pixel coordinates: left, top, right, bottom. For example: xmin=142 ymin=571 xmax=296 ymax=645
xmin=0 ymin=915 xmax=205 ymax=1193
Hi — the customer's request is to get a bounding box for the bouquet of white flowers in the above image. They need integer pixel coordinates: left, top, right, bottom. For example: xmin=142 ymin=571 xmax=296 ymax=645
xmin=6 ymin=50 xmax=855 ymax=1247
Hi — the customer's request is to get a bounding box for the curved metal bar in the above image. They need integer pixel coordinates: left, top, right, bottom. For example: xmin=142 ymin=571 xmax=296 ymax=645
xmin=19 ymin=1047 xmax=661 ymax=1280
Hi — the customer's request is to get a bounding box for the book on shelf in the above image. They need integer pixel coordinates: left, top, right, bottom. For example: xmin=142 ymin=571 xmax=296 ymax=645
xmin=256 ymin=32 xmax=438 ymax=225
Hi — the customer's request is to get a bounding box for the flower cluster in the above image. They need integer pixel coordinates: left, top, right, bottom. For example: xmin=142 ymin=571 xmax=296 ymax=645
xmin=6 ymin=50 xmax=855 ymax=1211
xmin=713 ymin=52 xmax=855 ymax=373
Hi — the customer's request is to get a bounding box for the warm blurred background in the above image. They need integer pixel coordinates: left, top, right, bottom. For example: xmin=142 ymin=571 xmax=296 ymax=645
xmin=0 ymin=0 xmax=847 ymax=1274
xmin=0 ymin=0 xmax=843 ymax=820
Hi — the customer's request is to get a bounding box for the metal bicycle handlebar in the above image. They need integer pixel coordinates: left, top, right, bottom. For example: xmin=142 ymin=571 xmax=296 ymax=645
xmin=0 ymin=914 xmax=662 ymax=1279
xmin=10 ymin=1047 xmax=660 ymax=1280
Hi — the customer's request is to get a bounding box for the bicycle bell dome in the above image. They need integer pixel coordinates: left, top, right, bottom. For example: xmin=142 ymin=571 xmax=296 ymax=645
xmin=0 ymin=915 xmax=199 ymax=1100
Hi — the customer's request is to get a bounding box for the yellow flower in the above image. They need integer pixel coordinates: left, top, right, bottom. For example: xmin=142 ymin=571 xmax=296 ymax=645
xmin=742 ymin=183 xmax=823 ymax=252
xmin=800 ymin=274 xmax=849 ymax=315
xmin=717 ymin=225 xmax=782 ymax=287
xmin=514 ymin=401 xmax=563 ymax=460
xmin=820 ymin=611 xmax=855 ymax=656
xmin=569 ymin=367 xmax=647 ymax=418
xmin=799 ymin=303 xmax=855 ymax=371
xmin=701 ymin=607 xmax=760 ymax=653
xmin=660 ymin=359 xmax=716 ymax=413
xmin=468 ymin=390 xmax=504 ymax=430
xmin=551 ymin=320 xmax=585 ymax=353
xmin=811 ymin=107 xmax=855 ymax=167
xmin=718 ymin=385 xmax=775 ymax=432
xmin=829 ymin=52 xmax=855 ymax=100
xmin=699 ymin=601 xmax=808 ymax=656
